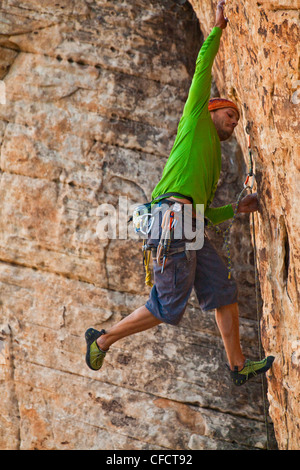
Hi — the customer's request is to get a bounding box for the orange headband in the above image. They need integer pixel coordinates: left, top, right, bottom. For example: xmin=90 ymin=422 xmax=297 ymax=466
xmin=208 ymin=98 xmax=240 ymax=119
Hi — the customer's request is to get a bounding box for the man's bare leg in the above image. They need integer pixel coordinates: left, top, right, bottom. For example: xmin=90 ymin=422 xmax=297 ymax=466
xmin=215 ymin=302 xmax=245 ymax=370
xmin=97 ymin=305 xmax=162 ymax=351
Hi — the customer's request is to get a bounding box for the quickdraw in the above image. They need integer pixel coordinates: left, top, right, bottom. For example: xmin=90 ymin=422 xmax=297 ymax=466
xmin=156 ymin=209 xmax=178 ymax=273
xmin=243 ymin=133 xmax=255 ymax=189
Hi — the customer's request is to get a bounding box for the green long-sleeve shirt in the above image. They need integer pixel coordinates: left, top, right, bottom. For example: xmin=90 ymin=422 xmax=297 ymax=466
xmin=151 ymin=27 xmax=234 ymax=225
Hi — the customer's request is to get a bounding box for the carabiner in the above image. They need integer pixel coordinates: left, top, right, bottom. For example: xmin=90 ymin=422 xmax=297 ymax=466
xmin=244 ymin=173 xmax=255 ymax=189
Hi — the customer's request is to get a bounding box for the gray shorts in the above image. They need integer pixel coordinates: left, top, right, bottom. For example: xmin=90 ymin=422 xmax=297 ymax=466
xmin=145 ymin=205 xmax=238 ymax=325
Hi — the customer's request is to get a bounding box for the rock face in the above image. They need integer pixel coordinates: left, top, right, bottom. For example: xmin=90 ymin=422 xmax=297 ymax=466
xmin=0 ymin=0 xmax=296 ymax=450
xmin=190 ymin=0 xmax=299 ymax=450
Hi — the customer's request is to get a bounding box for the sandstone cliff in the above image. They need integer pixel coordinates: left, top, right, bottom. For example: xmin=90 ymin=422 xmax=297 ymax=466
xmin=190 ymin=0 xmax=299 ymax=449
xmin=0 ymin=0 xmax=298 ymax=450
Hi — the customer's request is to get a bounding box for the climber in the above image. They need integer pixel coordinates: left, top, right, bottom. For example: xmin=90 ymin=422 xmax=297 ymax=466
xmin=85 ymin=1 xmax=274 ymax=386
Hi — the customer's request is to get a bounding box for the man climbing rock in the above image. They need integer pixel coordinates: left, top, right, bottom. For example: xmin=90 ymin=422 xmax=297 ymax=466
xmin=85 ymin=1 xmax=274 ymax=386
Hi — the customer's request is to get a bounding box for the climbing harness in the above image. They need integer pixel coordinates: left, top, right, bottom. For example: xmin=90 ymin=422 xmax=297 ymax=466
xmin=156 ymin=207 xmax=182 ymax=273
xmin=129 ymin=193 xmax=190 ymax=287
xmin=129 ymin=192 xmax=192 ymax=235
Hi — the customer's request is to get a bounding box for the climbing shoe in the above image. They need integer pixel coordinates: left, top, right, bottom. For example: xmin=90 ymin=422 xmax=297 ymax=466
xmin=229 ymin=356 xmax=275 ymax=386
xmin=85 ymin=328 xmax=108 ymax=371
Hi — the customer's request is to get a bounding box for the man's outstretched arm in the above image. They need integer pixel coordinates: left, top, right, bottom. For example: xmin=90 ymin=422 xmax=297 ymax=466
xmin=182 ymin=1 xmax=228 ymax=119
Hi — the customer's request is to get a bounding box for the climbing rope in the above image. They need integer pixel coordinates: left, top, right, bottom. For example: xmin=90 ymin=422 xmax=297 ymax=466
xmin=251 ymin=206 xmax=271 ymax=450
xmin=239 ymin=129 xmax=272 ymax=449
xmin=246 ymin=162 xmax=273 ymax=450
